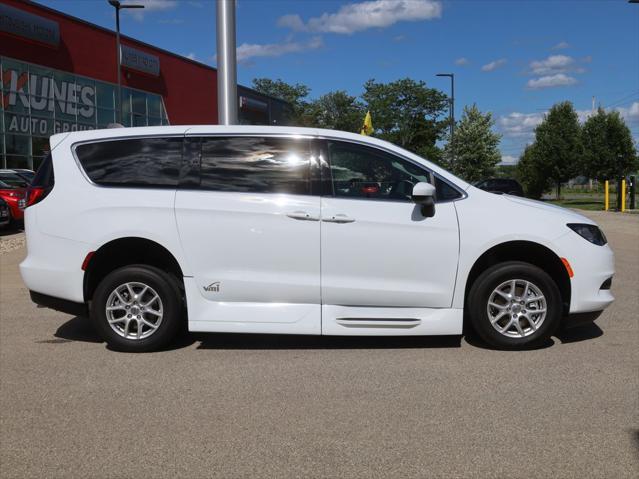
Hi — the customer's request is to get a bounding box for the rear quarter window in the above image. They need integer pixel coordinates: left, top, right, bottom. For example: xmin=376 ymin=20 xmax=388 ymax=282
xmin=75 ymin=137 xmax=182 ymax=187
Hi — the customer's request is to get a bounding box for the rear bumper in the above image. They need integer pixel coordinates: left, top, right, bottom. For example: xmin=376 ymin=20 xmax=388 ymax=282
xmin=29 ymin=291 xmax=88 ymax=317
xmin=20 ymin=209 xmax=89 ymax=303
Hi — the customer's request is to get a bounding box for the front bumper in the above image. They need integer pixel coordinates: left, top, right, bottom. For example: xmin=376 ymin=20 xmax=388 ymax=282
xmin=555 ymin=231 xmax=615 ymax=314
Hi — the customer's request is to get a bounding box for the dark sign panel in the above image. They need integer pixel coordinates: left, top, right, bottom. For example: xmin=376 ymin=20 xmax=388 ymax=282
xmin=120 ymin=45 xmax=160 ymax=77
xmin=0 ymin=3 xmax=59 ymax=47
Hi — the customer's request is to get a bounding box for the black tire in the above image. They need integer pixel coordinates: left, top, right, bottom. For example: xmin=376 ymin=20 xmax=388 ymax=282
xmin=91 ymin=265 xmax=183 ymax=352
xmin=467 ymin=261 xmax=562 ymax=349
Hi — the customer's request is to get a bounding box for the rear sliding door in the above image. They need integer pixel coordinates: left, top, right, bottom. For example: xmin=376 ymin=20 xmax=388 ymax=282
xmin=175 ymin=134 xmax=321 ymax=333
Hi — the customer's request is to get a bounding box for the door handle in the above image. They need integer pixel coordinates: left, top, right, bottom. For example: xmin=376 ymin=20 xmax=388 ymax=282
xmin=286 ymin=210 xmax=319 ymax=221
xmin=322 ymin=214 xmax=355 ymax=224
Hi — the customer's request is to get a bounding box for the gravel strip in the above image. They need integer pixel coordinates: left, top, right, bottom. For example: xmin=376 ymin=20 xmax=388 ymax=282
xmin=0 ymin=232 xmax=25 ymax=254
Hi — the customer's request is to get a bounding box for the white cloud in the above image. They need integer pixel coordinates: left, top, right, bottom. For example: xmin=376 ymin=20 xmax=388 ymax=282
xmin=500 ymin=155 xmax=518 ymax=165
xmin=455 ymin=57 xmax=469 ymax=66
xmin=526 ymin=73 xmax=578 ymax=90
xmin=529 ymin=54 xmax=583 ymax=75
xmin=525 ymin=54 xmax=587 ymax=90
xmin=186 ymin=52 xmax=197 ymax=60
xmin=498 ymin=112 xmax=543 ymax=139
xmin=551 ymin=41 xmax=570 ymax=50
xmin=616 ymin=101 xmax=639 ymax=125
xmin=481 ymin=58 xmax=507 ymax=72
xmin=278 ymin=0 xmax=442 ymax=35
xmin=277 ymin=14 xmax=307 ymax=31
xmin=234 ymin=36 xmax=323 ymax=63
xmin=122 ymin=0 xmax=177 ymax=20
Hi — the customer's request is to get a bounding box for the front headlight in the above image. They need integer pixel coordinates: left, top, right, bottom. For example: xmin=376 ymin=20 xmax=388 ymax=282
xmin=567 ymin=223 xmax=607 ymax=246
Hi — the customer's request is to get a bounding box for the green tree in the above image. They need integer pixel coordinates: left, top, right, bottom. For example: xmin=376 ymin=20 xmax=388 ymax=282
xmin=516 ymin=144 xmax=551 ymax=199
xmin=533 ymin=101 xmax=583 ymax=199
xmin=304 ymin=90 xmax=364 ymax=132
xmin=361 ymin=78 xmax=449 ymax=163
xmin=581 ymin=108 xmax=638 ymax=180
xmin=444 ymin=104 xmax=501 ymax=182
xmin=251 ymin=78 xmax=310 ymax=123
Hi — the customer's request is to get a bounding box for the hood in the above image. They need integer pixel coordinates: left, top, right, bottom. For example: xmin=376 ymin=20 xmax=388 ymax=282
xmin=503 ymin=195 xmax=594 ymax=223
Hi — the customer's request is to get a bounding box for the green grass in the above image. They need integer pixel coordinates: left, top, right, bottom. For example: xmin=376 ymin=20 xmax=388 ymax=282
xmin=546 ymin=198 xmax=605 ymax=211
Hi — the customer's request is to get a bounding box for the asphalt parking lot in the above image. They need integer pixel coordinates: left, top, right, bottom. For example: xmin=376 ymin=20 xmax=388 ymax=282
xmin=1 ymin=210 xmax=637 ymax=478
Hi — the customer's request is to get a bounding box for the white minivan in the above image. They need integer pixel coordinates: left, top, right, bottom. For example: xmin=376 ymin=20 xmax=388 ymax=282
xmin=20 ymin=126 xmax=614 ymax=352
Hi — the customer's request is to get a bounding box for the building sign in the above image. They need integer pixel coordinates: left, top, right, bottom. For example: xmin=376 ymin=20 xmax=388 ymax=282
xmin=120 ymin=45 xmax=160 ymax=77
xmin=0 ymin=3 xmax=59 ymax=47
xmin=2 ymin=67 xmax=96 ymax=135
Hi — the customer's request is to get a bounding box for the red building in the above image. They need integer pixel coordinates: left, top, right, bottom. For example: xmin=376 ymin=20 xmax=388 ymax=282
xmin=0 ymin=0 xmax=290 ymax=169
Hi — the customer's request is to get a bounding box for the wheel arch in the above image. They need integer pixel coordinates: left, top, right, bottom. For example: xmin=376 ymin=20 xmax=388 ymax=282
xmin=464 ymin=240 xmax=571 ymax=316
xmin=83 ymin=237 xmax=185 ymax=302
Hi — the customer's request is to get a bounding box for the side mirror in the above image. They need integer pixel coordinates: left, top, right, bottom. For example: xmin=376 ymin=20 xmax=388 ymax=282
xmin=412 ymin=182 xmax=436 ymax=217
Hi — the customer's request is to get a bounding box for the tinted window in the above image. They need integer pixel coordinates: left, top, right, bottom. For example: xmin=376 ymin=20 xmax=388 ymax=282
xmin=198 ymin=136 xmax=311 ymax=195
xmin=76 ymin=137 xmax=181 ymax=187
xmin=327 ymin=141 xmax=462 ymax=202
xmin=435 ymin=177 xmax=462 ymax=201
xmin=32 ymin=153 xmax=54 ymax=188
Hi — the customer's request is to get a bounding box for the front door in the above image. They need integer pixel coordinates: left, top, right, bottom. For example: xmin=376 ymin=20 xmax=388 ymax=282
xmin=175 ymin=134 xmax=321 ymax=334
xmin=319 ymin=140 xmax=461 ymax=333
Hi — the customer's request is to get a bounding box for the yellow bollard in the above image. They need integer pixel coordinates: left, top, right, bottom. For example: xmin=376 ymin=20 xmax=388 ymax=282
xmin=621 ymin=179 xmax=626 ymax=212
xmin=604 ymin=180 xmax=609 ymax=211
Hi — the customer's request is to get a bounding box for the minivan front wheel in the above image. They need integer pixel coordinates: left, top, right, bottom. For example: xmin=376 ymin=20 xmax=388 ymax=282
xmin=468 ymin=261 xmax=562 ymax=349
xmin=91 ymin=265 xmax=183 ymax=352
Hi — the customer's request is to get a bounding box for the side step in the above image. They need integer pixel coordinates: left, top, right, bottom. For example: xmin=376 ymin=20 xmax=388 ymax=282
xmin=335 ymin=318 xmax=421 ymax=329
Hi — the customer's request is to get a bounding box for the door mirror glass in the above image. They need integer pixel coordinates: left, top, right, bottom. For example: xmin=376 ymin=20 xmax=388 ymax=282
xmin=411 ymin=182 xmax=436 ymax=217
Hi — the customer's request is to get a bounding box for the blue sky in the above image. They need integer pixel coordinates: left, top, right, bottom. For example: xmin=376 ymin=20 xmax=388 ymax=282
xmin=39 ymin=0 xmax=639 ymax=162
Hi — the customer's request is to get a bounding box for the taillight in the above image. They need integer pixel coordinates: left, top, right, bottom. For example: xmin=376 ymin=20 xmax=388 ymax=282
xmin=26 ymin=187 xmax=50 ymax=208
xmin=28 ymin=151 xmax=54 ymax=208
xmin=81 ymin=251 xmax=95 ymax=271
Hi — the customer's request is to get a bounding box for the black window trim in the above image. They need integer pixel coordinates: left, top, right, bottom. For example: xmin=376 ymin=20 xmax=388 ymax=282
xmin=317 ymin=137 xmax=467 ymax=204
xmin=71 ymin=134 xmax=185 ymax=190
xmin=71 ymin=132 xmax=467 ymax=201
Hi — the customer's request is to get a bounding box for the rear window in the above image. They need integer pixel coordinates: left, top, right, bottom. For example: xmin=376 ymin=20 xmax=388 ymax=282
xmin=75 ymin=137 xmax=182 ymax=187
xmin=32 ymin=153 xmax=54 ymax=189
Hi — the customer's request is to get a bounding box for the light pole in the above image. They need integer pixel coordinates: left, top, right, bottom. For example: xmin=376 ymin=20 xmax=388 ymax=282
xmin=216 ymin=0 xmax=238 ymax=125
xmin=108 ymin=1 xmax=144 ymax=125
xmin=436 ymin=73 xmax=455 ymax=144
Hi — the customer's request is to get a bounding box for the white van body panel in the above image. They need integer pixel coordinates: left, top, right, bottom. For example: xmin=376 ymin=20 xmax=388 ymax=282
xmin=20 ymin=125 xmax=614 ymax=340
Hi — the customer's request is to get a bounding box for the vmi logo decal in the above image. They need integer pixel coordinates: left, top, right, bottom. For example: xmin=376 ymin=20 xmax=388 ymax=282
xmin=203 ymin=282 xmax=220 ymax=292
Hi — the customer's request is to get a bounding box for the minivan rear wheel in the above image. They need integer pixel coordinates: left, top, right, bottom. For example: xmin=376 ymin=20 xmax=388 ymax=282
xmin=467 ymin=261 xmax=562 ymax=349
xmin=91 ymin=265 xmax=183 ymax=352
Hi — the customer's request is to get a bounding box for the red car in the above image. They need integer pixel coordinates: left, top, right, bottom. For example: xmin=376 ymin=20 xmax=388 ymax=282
xmin=0 ymin=172 xmax=28 ymax=223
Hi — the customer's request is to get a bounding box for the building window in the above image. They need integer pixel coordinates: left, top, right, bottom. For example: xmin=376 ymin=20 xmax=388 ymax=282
xmin=0 ymin=56 xmax=170 ymax=169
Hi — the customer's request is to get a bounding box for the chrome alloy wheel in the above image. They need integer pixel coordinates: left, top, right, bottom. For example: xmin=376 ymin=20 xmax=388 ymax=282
xmin=487 ymin=279 xmax=547 ymax=338
xmin=105 ymin=282 xmax=163 ymax=340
